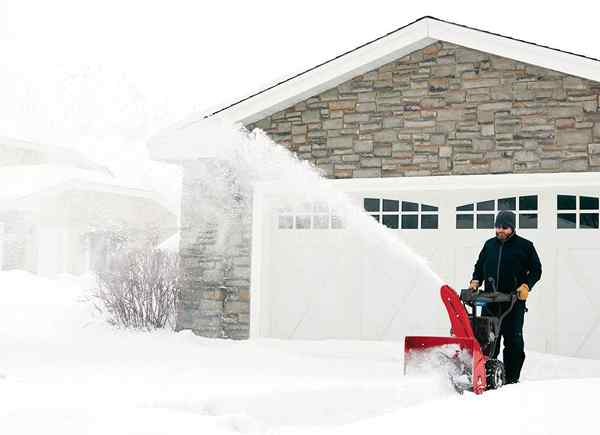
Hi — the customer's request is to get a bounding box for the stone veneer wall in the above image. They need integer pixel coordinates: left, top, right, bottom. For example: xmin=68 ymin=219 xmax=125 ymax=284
xmin=178 ymin=41 xmax=600 ymax=338
xmin=247 ymin=41 xmax=600 ymax=176
xmin=177 ymin=160 xmax=251 ymax=339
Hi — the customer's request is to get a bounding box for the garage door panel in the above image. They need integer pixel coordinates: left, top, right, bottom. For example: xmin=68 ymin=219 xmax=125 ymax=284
xmin=379 ymin=271 xmax=448 ymax=340
xmin=267 ymin=234 xmax=362 ymax=338
xmin=291 ymin=249 xmax=362 ymax=339
xmin=358 ymin=233 xmax=443 ymax=339
xmin=555 ymin=249 xmax=600 ymax=356
xmin=266 ymin=242 xmax=312 ymax=338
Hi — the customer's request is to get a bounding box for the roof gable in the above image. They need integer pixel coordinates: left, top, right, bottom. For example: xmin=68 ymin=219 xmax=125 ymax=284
xmin=149 ymin=16 xmax=600 ymax=162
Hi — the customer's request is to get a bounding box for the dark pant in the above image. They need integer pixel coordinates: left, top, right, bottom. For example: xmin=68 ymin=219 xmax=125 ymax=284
xmin=490 ymin=300 xmax=527 ymax=383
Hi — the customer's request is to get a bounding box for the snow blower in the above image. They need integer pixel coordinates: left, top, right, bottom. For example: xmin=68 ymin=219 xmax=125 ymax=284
xmin=404 ymin=280 xmax=517 ymax=394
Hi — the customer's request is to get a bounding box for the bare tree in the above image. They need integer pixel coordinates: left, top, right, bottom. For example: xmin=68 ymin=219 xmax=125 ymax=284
xmin=93 ymin=248 xmax=180 ymax=330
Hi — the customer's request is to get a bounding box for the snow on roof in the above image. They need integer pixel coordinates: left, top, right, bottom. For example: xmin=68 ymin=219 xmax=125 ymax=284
xmin=0 ymin=165 xmax=178 ymax=240
xmin=148 ymin=16 xmax=600 ymax=162
xmin=0 ymin=165 xmax=173 ymax=216
xmin=0 ymin=136 xmax=112 ymax=175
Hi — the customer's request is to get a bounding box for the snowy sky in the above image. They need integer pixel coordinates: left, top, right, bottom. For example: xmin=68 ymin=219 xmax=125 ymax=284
xmin=0 ymin=0 xmax=598 ymax=197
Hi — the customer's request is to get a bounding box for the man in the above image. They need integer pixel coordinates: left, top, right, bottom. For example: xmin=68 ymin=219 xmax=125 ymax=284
xmin=468 ymin=210 xmax=542 ymax=384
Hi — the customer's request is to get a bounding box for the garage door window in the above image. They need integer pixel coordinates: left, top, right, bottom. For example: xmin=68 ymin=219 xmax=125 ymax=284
xmin=277 ymin=201 xmax=344 ymax=230
xmin=363 ymin=198 xmax=439 ymax=229
xmin=557 ymin=195 xmax=600 ymax=229
xmin=456 ymin=195 xmax=538 ymax=229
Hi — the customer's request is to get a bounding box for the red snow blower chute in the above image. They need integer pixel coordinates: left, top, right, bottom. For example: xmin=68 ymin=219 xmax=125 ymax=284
xmin=404 ymin=283 xmax=517 ymax=394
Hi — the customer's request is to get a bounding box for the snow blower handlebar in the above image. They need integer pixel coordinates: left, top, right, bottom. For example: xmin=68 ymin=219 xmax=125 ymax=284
xmin=459 ymin=287 xmax=518 ymax=335
xmin=463 ymin=276 xmax=518 ymax=323
xmin=459 ymin=289 xmax=514 ymax=305
xmin=460 ymin=274 xmax=518 ymax=322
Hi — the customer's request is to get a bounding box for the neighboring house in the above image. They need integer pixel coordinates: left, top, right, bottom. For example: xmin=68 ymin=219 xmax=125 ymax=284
xmin=0 ymin=137 xmax=177 ymax=276
xmin=0 ymin=136 xmax=111 ymax=173
xmin=149 ymin=17 xmax=600 ymax=358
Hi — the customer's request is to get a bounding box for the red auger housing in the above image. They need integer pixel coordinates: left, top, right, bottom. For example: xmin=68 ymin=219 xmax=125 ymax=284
xmin=404 ymin=284 xmax=516 ymax=394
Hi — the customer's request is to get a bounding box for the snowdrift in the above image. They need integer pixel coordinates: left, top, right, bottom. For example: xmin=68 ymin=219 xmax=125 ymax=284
xmin=0 ymin=270 xmax=598 ymax=434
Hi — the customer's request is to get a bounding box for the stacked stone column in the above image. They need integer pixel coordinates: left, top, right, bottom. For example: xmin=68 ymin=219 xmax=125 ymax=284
xmin=177 ymin=159 xmax=251 ymax=339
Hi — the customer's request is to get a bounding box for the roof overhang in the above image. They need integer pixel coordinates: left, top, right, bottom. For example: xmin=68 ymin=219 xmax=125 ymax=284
xmin=148 ymin=16 xmax=600 ymax=163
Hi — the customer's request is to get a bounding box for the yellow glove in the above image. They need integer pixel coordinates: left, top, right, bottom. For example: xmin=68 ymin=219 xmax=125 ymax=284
xmin=469 ymin=280 xmax=480 ymax=290
xmin=517 ymin=283 xmax=529 ymax=300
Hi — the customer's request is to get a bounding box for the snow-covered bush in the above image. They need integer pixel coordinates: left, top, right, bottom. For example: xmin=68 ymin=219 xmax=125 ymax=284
xmin=93 ymin=248 xmax=179 ymax=330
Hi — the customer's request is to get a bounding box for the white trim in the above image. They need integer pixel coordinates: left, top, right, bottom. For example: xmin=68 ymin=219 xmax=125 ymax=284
xmin=249 ymin=185 xmax=265 ymax=338
xmin=255 ymin=171 xmax=600 ymax=196
xmin=428 ymin=20 xmax=600 ymax=83
xmin=214 ymin=26 xmax=433 ymax=125
xmin=148 ymin=17 xmax=600 ymax=162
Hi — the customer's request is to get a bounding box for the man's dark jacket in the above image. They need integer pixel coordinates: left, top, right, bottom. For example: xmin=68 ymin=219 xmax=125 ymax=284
xmin=472 ymin=232 xmax=542 ymax=293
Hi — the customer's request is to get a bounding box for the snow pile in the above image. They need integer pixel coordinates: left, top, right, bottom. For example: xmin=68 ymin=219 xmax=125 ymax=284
xmin=1 ymin=270 xmax=599 ymax=434
xmin=0 ymin=270 xmax=97 ymax=342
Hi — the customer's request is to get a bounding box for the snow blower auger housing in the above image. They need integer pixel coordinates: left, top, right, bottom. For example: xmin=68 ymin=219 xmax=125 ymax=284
xmin=404 ymin=284 xmax=517 ymax=394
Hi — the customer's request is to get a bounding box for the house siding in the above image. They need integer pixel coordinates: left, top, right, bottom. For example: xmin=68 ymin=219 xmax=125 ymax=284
xmin=178 ymin=41 xmax=600 ymax=338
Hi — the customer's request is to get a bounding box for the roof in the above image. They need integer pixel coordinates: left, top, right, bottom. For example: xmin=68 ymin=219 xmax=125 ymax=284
xmin=0 ymin=165 xmax=154 ymax=203
xmin=0 ymin=165 xmax=177 ymax=236
xmin=149 ymin=16 xmax=600 ymax=162
xmin=0 ymin=136 xmax=112 ymax=175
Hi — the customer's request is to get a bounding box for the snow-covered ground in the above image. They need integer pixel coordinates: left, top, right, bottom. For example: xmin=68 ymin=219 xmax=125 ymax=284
xmin=1 ymin=270 xmax=599 ymax=434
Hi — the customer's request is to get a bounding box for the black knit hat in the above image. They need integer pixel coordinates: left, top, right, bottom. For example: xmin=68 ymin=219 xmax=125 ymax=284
xmin=495 ymin=210 xmax=516 ymax=230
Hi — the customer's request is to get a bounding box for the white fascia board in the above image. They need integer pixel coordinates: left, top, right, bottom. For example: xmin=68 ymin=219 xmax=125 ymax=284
xmin=428 ymin=20 xmax=600 ymax=82
xmin=216 ymin=22 xmax=433 ymax=125
xmin=148 ymin=21 xmax=434 ymax=162
xmin=255 ymin=171 xmax=600 ymax=195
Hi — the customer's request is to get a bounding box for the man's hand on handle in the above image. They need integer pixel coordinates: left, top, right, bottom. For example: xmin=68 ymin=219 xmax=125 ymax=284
xmin=468 ymin=279 xmax=480 ymax=291
xmin=517 ymin=283 xmax=529 ymax=300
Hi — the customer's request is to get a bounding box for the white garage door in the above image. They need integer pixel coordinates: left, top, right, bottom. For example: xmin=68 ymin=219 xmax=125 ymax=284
xmin=251 ymin=172 xmax=600 ymax=358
